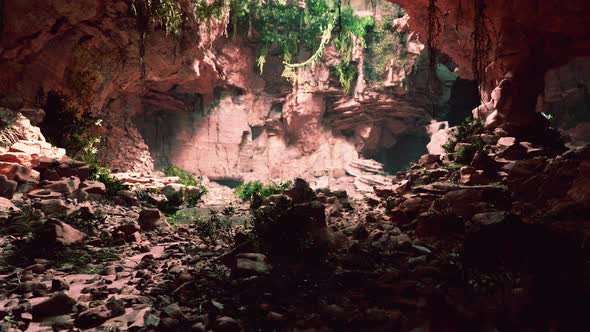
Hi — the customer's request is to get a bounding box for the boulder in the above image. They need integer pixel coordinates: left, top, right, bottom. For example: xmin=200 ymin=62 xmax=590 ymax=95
xmin=0 ymin=151 xmax=39 ymax=167
xmin=33 ymin=198 xmax=70 ymax=216
xmin=0 ymin=161 xmax=40 ymax=182
xmin=74 ymin=300 xmax=125 ymax=329
xmin=283 ymin=178 xmax=316 ymax=204
xmin=10 ymin=140 xmax=66 ymax=160
xmin=17 ymin=108 xmax=45 ymax=125
xmin=42 ymin=176 xmax=80 ymax=194
xmin=0 ymin=174 xmax=17 ymax=199
xmin=161 ymin=184 xmax=185 ymax=206
xmin=138 ymin=208 xmax=170 ymax=231
xmin=27 ymin=188 xmax=62 ymax=199
xmin=233 ymin=253 xmax=271 ymax=277
xmin=0 ymin=197 xmax=21 ymax=221
xmin=37 ymin=219 xmax=85 ymax=246
xmin=31 ymin=292 xmax=76 ymax=319
xmin=417 ymin=154 xmax=441 ymax=167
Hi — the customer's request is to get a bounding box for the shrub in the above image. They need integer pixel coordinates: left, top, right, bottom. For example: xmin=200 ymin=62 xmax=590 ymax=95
xmin=163 ymin=165 xmax=208 ymax=206
xmin=193 ymin=210 xmax=233 ymax=244
xmin=442 ymin=117 xmax=484 ymax=154
xmin=90 ymin=167 xmax=130 ymax=197
xmin=164 ymin=165 xmax=197 ymax=186
xmin=41 ymin=90 xmax=103 ymax=163
xmin=235 ymin=180 xmax=292 ymax=202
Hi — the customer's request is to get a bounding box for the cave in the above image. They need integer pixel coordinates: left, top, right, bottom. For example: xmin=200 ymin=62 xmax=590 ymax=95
xmin=1 ymin=0 xmax=589 ymax=331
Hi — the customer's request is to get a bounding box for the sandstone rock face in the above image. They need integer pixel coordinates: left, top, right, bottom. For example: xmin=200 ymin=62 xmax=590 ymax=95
xmin=393 ymin=0 xmax=590 ymax=130
xmin=0 ymin=1 xmax=449 ymax=184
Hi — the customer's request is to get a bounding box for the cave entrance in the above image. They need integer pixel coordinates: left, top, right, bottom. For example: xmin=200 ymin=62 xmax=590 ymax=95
xmin=210 ymin=178 xmax=244 ymax=189
xmin=373 ymin=134 xmax=429 ymax=174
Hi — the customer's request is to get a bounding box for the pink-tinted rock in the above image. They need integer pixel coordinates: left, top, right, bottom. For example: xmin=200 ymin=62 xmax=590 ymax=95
xmin=37 ymin=219 xmax=85 ymax=246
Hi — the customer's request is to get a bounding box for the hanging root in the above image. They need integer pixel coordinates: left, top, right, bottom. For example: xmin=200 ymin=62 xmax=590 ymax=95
xmin=471 ymin=0 xmax=493 ymax=93
xmin=426 ymin=0 xmax=442 ymax=117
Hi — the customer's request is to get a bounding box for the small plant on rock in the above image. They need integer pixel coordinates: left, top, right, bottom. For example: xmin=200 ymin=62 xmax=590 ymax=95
xmin=90 ymin=167 xmax=130 ymax=197
xmin=235 ymin=180 xmax=292 ymax=202
xmin=193 ymin=210 xmax=233 ymax=244
xmin=442 ymin=117 xmax=485 ymax=155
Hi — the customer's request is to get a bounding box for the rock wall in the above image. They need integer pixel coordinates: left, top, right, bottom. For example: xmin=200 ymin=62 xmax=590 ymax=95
xmin=0 ymin=0 xmax=451 ymax=182
xmin=541 ymin=57 xmax=590 ymax=146
xmin=392 ymin=0 xmax=590 ymax=131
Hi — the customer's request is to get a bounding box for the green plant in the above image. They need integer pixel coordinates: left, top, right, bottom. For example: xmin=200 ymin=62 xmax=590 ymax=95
xmin=41 ymin=90 xmax=103 ymax=161
xmin=442 ymin=117 xmax=484 ymax=154
xmin=90 ymin=167 xmax=130 ymax=197
xmin=164 ymin=165 xmax=198 ymax=186
xmin=455 ymin=143 xmax=484 ymax=165
xmin=54 ymin=248 xmax=119 ymax=273
xmin=235 ymin=180 xmax=292 ymax=202
xmin=363 ymin=3 xmax=406 ymax=86
xmin=193 ymin=210 xmax=233 ymax=244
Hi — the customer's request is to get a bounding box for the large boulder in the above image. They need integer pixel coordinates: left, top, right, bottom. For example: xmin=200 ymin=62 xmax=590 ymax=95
xmin=0 ymin=174 xmax=17 ymax=199
xmin=138 ymin=208 xmax=170 ymax=231
xmin=36 ymin=219 xmax=85 ymax=246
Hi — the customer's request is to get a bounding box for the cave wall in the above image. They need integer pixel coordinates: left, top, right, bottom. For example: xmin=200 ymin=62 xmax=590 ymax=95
xmin=0 ymin=0 xmax=453 ymax=182
xmin=391 ymin=0 xmax=590 ymax=130
xmin=542 ymin=57 xmax=590 ymax=145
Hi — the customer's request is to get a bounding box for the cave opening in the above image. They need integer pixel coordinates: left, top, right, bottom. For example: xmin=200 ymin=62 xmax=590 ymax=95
xmin=2 ymin=1 xmax=589 ymax=331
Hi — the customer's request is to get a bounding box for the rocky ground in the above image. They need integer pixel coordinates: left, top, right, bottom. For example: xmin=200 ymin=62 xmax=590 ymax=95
xmin=1 ymin=106 xmax=589 ymax=332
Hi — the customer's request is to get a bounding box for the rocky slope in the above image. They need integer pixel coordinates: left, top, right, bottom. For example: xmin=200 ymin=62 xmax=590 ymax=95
xmin=0 ymin=100 xmax=588 ymax=331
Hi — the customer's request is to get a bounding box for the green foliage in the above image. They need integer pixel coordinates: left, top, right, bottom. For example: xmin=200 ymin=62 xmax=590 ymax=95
xmin=442 ymin=117 xmax=484 ymax=154
xmin=363 ymin=3 xmax=406 ymax=86
xmin=235 ymin=180 xmax=292 ymax=201
xmin=193 ymin=209 xmax=233 ymax=244
xmin=164 ymin=165 xmax=198 ymax=186
xmin=455 ymin=142 xmax=484 ymax=165
xmin=41 ymin=90 xmax=103 ymax=162
xmin=151 ymin=0 xmax=183 ymax=35
xmin=54 ymin=248 xmax=119 ymax=274
xmin=163 ymin=165 xmax=208 ymax=206
xmin=90 ymin=167 xmax=130 ymax=197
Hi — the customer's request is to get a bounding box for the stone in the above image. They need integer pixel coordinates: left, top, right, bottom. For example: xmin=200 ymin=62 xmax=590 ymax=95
xmin=27 ymin=188 xmax=62 ymax=199
xmin=497 ymin=137 xmax=516 ymax=147
xmin=0 ymin=174 xmax=17 ymax=199
xmin=0 ymin=161 xmax=40 ymax=182
xmin=34 ymin=198 xmax=70 ymax=216
xmin=215 ymin=316 xmax=242 ymax=332
xmin=79 ymin=180 xmax=106 ymax=195
xmin=10 ymin=140 xmax=66 ymax=160
xmin=0 ymin=196 xmax=21 ymax=217
xmin=233 ymin=253 xmax=271 ymax=277
xmin=42 ymin=176 xmax=80 ymax=194
xmin=17 ymin=108 xmax=45 ymax=125
xmin=31 ymin=292 xmax=76 ymax=319
xmin=115 ymin=222 xmax=141 ymax=237
xmin=116 ymin=190 xmax=139 ymax=206
xmin=417 ymin=154 xmax=441 ymax=167
xmin=0 ymin=151 xmax=39 ymax=167
xmin=138 ymin=208 xmax=170 ymax=231
xmin=37 ymin=218 xmax=85 ymax=246
xmin=161 ymin=183 xmax=185 ymax=206
xmin=284 ymin=178 xmax=316 ymax=204
xmin=51 ymin=278 xmax=70 ymax=292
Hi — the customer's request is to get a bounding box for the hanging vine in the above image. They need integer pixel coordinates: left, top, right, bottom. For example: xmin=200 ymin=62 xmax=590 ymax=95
xmin=426 ymin=0 xmax=442 ymax=117
xmin=471 ymin=0 xmax=492 ymax=90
